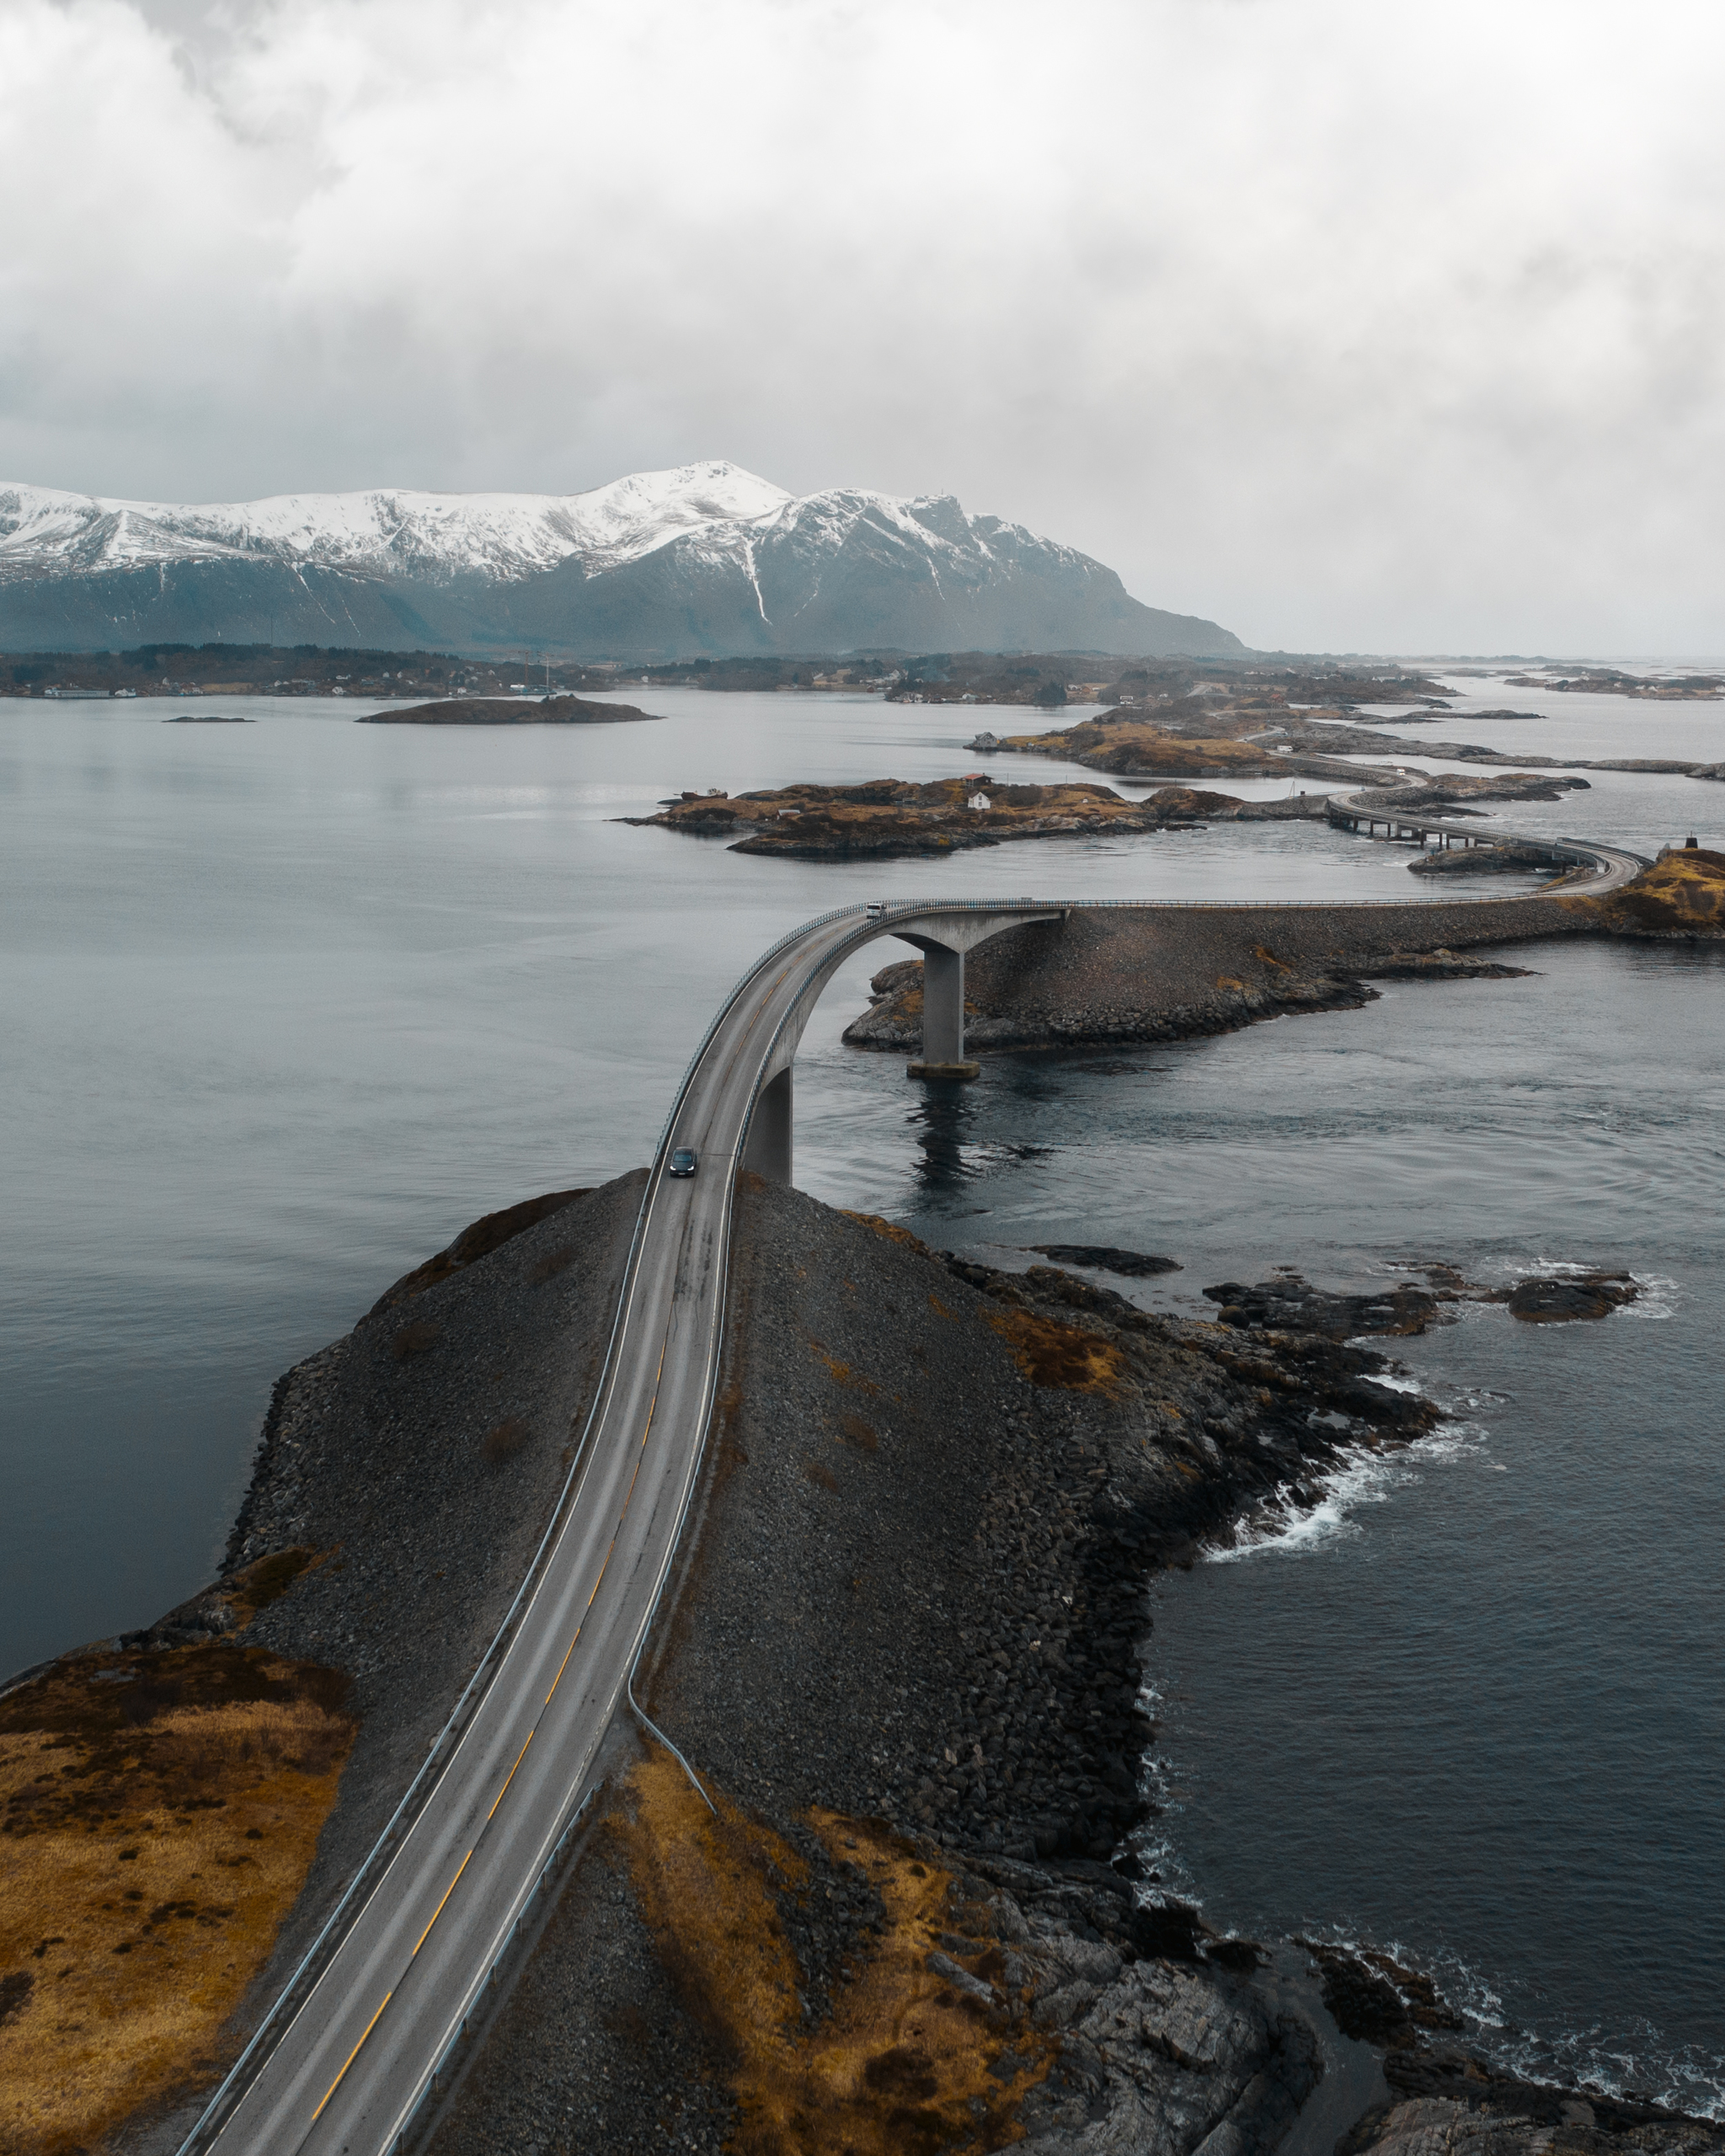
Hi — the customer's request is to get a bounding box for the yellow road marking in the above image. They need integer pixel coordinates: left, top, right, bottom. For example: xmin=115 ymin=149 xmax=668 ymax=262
xmin=311 ymin=1989 xmax=393 ymax=2122
xmin=412 ymin=1849 xmax=473 ymax=1957
xmin=546 ymin=1630 xmax=582 ymax=1702
xmin=488 ymin=1731 xmax=535 ymax=1821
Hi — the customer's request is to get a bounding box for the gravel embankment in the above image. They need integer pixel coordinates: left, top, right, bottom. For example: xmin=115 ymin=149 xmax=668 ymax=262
xmin=844 ymin=898 xmax=1588 ymax=1052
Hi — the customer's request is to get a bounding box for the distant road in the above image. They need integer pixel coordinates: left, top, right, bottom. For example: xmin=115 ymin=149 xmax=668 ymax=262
xmin=186 ymin=821 xmax=1643 ymax=2156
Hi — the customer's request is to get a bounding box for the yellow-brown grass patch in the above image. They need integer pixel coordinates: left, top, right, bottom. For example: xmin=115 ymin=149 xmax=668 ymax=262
xmin=614 ymin=1748 xmax=1054 ymax=2153
xmin=838 ymin=1212 xmax=933 ymax=1257
xmin=985 ymin=1309 xmax=1127 ymax=1396
xmin=0 ymin=1641 xmax=355 ymax=2154
xmin=1578 ymin=846 xmax=1725 ymax=936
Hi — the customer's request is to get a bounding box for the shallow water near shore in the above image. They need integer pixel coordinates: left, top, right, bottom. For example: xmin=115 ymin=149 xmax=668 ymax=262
xmin=3 ymin=675 xmax=1722 ymax=2116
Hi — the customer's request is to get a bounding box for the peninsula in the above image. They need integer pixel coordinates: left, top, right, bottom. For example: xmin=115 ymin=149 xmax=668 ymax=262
xmin=3 ymin=1178 xmax=1703 ymax=2156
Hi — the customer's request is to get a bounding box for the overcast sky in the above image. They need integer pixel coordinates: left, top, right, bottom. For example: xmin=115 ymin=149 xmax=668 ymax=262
xmin=3 ymin=0 xmax=1721 ymax=654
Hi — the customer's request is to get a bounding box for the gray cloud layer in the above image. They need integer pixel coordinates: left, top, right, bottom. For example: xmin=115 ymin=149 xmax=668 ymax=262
xmin=3 ymin=0 xmax=1721 ymax=652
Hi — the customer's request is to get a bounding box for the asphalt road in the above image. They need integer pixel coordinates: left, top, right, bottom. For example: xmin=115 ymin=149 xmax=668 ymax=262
xmin=195 ymin=899 xmax=1004 ymax=2156
xmin=190 ymin=833 xmax=1642 ymax=2155
xmin=1326 ymin=788 xmax=1648 ymax=894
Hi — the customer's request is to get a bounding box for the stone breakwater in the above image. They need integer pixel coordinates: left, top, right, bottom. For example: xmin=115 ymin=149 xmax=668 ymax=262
xmin=845 ymin=896 xmax=1588 ymax=1054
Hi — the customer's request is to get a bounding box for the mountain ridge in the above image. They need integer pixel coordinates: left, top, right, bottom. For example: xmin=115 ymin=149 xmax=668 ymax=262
xmin=0 ymin=462 xmax=1245 ymax=659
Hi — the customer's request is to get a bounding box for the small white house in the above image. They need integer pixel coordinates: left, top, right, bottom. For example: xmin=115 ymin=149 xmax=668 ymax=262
xmin=968 ymin=790 xmax=991 ymax=811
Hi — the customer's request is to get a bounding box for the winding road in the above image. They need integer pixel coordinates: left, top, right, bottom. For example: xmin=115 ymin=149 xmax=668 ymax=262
xmin=182 ymin=814 xmax=1646 ymax=2156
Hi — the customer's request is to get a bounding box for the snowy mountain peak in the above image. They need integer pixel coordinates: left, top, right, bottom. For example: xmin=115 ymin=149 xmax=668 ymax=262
xmin=0 ymin=462 xmax=1245 ymax=659
xmin=0 ymin=462 xmax=795 ymax=586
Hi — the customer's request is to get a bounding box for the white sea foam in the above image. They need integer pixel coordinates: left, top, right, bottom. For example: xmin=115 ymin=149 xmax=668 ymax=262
xmin=1296 ymin=1927 xmax=1725 ymax=2122
xmin=1480 ymin=1252 xmax=1679 ymax=1320
xmin=1202 ymin=1369 xmax=1490 ymax=1563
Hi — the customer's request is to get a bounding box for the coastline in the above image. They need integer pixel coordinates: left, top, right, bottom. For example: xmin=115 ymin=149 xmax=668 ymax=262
xmin=8 ymin=1161 xmax=1715 ymax=2154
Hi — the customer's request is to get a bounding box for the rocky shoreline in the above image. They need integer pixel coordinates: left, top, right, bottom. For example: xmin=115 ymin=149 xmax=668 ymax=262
xmin=19 ymin=1166 xmax=1697 ymax=2156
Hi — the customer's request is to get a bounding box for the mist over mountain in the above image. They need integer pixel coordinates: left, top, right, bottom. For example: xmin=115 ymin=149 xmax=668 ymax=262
xmin=0 ymin=463 xmax=1243 ymax=659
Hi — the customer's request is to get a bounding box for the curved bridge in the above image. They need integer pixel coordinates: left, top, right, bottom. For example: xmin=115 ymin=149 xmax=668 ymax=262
xmin=1325 ymin=785 xmax=1648 ymax=891
xmin=184 ymin=828 xmax=1645 ymax=2156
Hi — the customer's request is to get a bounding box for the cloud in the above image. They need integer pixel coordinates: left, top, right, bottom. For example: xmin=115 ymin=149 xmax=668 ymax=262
xmin=2 ymin=0 xmax=1721 ymax=650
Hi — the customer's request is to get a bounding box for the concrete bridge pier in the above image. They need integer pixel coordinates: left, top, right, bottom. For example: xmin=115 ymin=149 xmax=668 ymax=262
xmin=741 ymin=1065 xmax=793 ymax=1183
xmin=906 ymin=942 xmax=979 ymax=1080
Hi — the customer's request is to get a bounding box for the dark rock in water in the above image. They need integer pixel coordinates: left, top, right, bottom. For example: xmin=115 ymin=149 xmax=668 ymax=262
xmin=1028 ymin=1244 xmax=1183 ymax=1277
xmin=1355 ymin=950 xmax=1536 ymax=981
xmin=1407 ymin=844 xmax=1553 ymax=876
xmin=1202 ymin=1273 xmax=1440 ymax=1338
xmin=1316 ymin=1936 xmax=1715 ymax=2156
xmin=1508 ymin=1273 xmax=1638 ymax=1322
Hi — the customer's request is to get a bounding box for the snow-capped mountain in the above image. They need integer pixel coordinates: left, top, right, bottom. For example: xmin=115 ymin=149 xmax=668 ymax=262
xmin=0 ymin=462 xmax=1243 ymax=659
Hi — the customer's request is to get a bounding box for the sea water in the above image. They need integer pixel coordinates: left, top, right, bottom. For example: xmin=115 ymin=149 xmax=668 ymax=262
xmin=2 ymin=676 xmax=1721 ymax=2111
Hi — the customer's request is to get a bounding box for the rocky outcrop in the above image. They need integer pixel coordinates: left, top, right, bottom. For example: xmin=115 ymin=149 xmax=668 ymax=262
xmin=1507 ymin=1273 xmax=1639 ymax=1322
xmin=1583 ymin=847 xmax=1725 ymax=937
xmin=1352 ymin=773 xmax=1590 ymax=807
xmin=1317 ymin=1940 xmax=1720 ymax=2156
xmin=1343 ymin=2095 xmax=1721 ymax=2156
xmin=1409 ymin=845 xmax=1555 ymax=876
xmin=627 ymin=776 xmax=1228 ymax=859
xmin=1029 ymin=1244 xmax=1183 ymax=1277
xmin=1200 ymin=1276 xmax=1441 ymax=1340
xmin=356 ymin=694 xmax=655 ymax=723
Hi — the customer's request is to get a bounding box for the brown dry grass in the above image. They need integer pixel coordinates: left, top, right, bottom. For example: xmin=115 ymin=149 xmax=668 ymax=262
xmin=615 ymin=1748 xmax=1054 ymax=2153
xmin=1580 ymin=846 xmax=1725 ymax=936
xmin=837 ymin=1212 xmax=933 ymax=1257
xmin=985 ymin=1308 xmax=1127 ymax=1396
xmin=0 ymin=1642 xmax=355 ymax=2155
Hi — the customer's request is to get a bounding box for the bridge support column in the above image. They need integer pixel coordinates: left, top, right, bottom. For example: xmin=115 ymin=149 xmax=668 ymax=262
xmin=743 ymin=1065 xmax=793 ymax=1183
xmin=908 ymin=945 xmax=980 ymax=1080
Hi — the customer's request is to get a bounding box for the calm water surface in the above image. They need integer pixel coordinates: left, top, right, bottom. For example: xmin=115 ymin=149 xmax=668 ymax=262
xmin=3 ymin=678 xmax=1721 ymax=2111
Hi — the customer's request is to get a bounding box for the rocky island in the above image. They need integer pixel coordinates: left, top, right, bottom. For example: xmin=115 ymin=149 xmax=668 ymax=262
xmin=358 ymin=694 xmax=658 ymax=725
xmin=627 ymin=776 xmax=1326 ymax=859
xmin=971 ymin=696 xmax=1725 ymax=789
